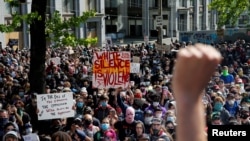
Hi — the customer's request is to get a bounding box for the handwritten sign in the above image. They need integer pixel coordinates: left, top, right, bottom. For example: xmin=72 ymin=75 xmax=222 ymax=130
xmin=23 ymin=133 xmax=40 ymax=141
xmin=48 ymin=57 xmax=61 ymax=66
xmin=92 ymin=51 xmax=130 ymax=88
xmin=130 ymin=63 xmax=140 ymax=73
xmin=132 ymin=56 xmax=140 ymax=63
xmin=37 ymin=92 xmax=74 ymax=120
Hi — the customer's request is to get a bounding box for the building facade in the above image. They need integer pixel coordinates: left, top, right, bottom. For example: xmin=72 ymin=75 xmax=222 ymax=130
xmin=104 ymin=0 xmax=218 ymax=40
xmin=0 ymin=0 xmax=106 ymax=49
xmin=1 ymin=0 xmax=248 ymax=48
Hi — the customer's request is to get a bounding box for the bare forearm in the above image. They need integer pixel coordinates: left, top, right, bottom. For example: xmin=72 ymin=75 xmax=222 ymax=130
xmin=176 ymin=98 xmax=206 ymax=141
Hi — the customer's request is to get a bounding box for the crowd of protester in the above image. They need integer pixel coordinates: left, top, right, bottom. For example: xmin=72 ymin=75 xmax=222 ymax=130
xmin=0 ymin=38 xmax=249 ymax=141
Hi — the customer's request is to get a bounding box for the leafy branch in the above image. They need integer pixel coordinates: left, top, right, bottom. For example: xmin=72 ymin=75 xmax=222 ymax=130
xmin=45 ymin=10 xmax=97 ymax=48
xmin=209 ymin=0 xmax=250 ymax=28
xmin=0 ymin=12 xmax=41 ymax=32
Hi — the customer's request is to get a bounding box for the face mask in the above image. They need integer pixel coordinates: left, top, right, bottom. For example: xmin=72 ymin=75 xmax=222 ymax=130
xmin=167 ymin=116 xmax=175 ymax=122
xmin=26 ymin=128 xmax=33 ymax=134
xmin=153 ymin=102 xmax=159 ymax=107
xmin=101 ymin=123 xmax=109 ymax=131
xmin=144 ymin=117 xmax=153 ymax=125
xmin=77 ymin=102 xmax=84 ymax=108
xmin=222 ymin=70 xmax=228 ymax=76
xmin=19 ymin=92 xmax=25 ymax=98
xmin=84 ymin=119 xmax=92 ymax=126
xmin=155 ymin=113 xmax=162 ymax=118
xmin=101 ymin=101 xmax=107 ymax=107
xmin=228 ymin=100 xmax=235 ymax=105
xmin=214 ymin=102 xmax=223 ymax=111
xmin=0 ymin=118 xmax=8 ymax=126
xmin=152 ymin=129 xmax=160 ymax=135
xmin=168 ymin=128 xmax=175 ymax=134
xmin=9 ymin=115 xmax=16 ymax=122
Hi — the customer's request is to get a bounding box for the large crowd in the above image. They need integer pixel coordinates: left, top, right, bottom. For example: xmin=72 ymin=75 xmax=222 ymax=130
xmin=0 ymin=38 xmax=249 ymax=141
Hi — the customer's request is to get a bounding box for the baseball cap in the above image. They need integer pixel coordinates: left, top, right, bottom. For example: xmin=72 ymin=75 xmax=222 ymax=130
xmin=3 ymin=131 xmax=18 ymax=140
xmin=151 ymin=118 xmax=162 ymax=124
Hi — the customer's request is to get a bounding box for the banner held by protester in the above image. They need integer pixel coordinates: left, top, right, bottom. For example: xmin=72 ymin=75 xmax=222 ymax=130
xmin=92 ymin=51 xmax=130 ymax=88
xmin=37 ymin=92 xmax=74 ymax=120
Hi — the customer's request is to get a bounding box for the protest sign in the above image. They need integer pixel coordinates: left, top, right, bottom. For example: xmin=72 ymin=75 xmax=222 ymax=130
xmin=132 ymin=56 xmax=140 ymax=63
xmin=22 ymin=133 xmax=40 ymax=141
xmin=92 ymin=51 xmax=130 ymax=88
xmin=130 ymin=63 xmax=140 ymax=73
xmin=37 ymin=92 xmax=74 ymax=120
xmin=48 ymin=57 xmax=61 ymax=65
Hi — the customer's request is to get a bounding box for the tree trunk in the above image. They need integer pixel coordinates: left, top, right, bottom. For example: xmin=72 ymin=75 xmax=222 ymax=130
xmin=29 ymin=0 xmax=47 ymax=94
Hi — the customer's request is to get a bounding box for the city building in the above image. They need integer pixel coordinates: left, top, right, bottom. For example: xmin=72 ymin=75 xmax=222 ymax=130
xmin=0 ymin=0 xmax=248 ymax=49
xmin=0 ymin=0 xmax=105 ymax=49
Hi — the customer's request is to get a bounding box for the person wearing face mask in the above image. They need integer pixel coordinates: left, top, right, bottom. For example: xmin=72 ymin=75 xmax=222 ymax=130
xmin=94 ymin=95 xmax=114 ymax=122
xmin=165 ymin=121 xmax=176 ymax=140
xmin=114 ymin=106 xmax=137 ymax=141
xmin=211 ymin=96 xmax=230 ymax=125
xmin=144 ymin=93 xmax=167 ymax=119
xmin=24 ymin=94 xmax=39 ymax=133
xmin=83 ymin=114 xmax=99 ymax=140
xmin=143 ymin=110 xmax=153 ymax=134
xmin=94 ymin=117 xmax=117 ymax=141
xmin=220 ymin=66 xmax=235 ymax=87
xmin=223 ymin=93 xmax=240 ymax=118
xmin=75 ymin=97 xmax=85 ymax=118
xmin=153 ymin=107 xmax=163 ymax=119
xmin=150 ymin=118 xmax=172 ymax=141
xmin=0 ymin=109 xmax=10 ymax=140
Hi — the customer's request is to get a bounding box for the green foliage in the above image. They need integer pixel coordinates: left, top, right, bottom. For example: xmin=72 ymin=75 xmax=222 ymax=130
xmin=209 ymin=0 xmax=250 ymax=28
xmin=0 ymin=12 xmax=41 ymax=32
xmin=45 ymin=10 xmax=97 ymax=48
xmin=1 ymin=0 xmax=41 ymax=32
xmin=1 ymin=1 xmax=97 ymax=48
xmin=4 ymin=0 xmax=19 ymax=7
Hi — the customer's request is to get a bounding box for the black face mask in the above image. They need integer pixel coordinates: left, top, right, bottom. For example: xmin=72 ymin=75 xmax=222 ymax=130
xmin=84 ymin=119 xmax=92 ymax=126
xmin=168 ymin=128 xmax=175 ymax=134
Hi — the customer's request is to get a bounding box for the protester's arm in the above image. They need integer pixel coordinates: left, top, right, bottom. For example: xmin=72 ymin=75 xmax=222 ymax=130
xmin=172 ymin=44 xmax=222 ymax=141
xmin=116 ymin=88 xmax=128 ymax=114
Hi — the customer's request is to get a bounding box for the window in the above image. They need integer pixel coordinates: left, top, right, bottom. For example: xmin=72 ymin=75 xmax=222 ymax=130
xmin=199 ymin=0 xmax=204 ymax=5
xmin=62 ymin=0 xmax=74 ymax=13
xmin=190 ymin=14 xmax=193 ymax=30
xmin=208 ymin=13 xmax=212 ymax=29
xmin=5 ymin=3 xmax=20 ymax=15
xmin=179 ymin=0 xmax=185 ymax=7
xmin=199 ymin=14 xmax=203 ymax=30
xmin=178 ymin=14 xmax=185 ymax=31
xmin=87 ymin=22 xmax=97 ymax=33
xmin=105 ymin=0 xmax=118 ymax=8
xmin=162 ymin=0 xmax=168 ymax=7
xmin=87 ymin=0 xmax=96 ymax=11
xmin=46 ymin=0 xmax=50 ymax=14
xmin=190 ymin=0 xmax=194 ymax=6
xmin=128 ymin=0 xmax=142 ymax=8
xmin=239 ymin=15 xmax=249 ymax=25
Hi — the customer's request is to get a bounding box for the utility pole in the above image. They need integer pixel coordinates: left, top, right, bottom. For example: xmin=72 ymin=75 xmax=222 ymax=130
xmin=157 ymin=0 xmax=163 ymax=46
xmin=170 ymin=0 xmax=174 ymax=38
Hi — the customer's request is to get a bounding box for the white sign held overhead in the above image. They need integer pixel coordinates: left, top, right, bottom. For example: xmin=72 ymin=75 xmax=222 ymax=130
xmin=37 ymin=92 xmax=75 ymax=120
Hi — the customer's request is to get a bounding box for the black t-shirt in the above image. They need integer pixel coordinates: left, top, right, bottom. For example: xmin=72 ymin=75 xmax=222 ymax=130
xmin=114 ymin=120 xmax=137 ymax=141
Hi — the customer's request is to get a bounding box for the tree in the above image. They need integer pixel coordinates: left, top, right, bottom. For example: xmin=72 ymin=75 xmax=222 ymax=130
xmin=45 ymin=10 xmax=96 ymax=48
xmin=29 ymin=0 xmax=47 ymax=94
xmin=209 ymin=0 xmax=250 ymax=28
xmin=1 ymin=0 xmax=96 ymax=94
